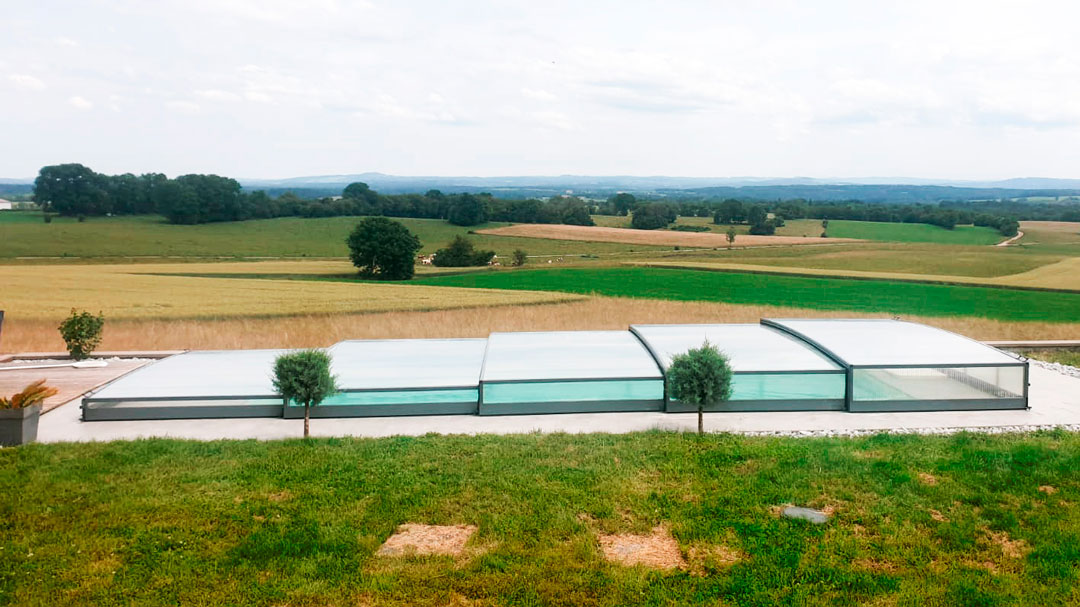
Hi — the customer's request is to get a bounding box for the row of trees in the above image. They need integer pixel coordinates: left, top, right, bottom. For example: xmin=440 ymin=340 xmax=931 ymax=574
xmin=32 ymin=164 xmax=598 ymax=228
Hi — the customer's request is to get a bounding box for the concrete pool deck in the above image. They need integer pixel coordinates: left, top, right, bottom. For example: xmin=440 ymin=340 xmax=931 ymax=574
xmin=31 ymin=365 xmax=1080 ymax=442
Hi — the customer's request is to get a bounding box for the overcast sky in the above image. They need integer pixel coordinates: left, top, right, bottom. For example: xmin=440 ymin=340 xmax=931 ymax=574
xmin=3 ymin=0 xmax=1079 ymax=180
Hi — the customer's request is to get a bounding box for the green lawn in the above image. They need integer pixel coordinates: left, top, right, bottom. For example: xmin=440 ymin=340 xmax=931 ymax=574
xmin=0 ymin=213 xmax=662 ymax=259
xmin=413 ymin=267 xmax=1080 ymax=322
xmin=2 ymin=432 xmax=1079 ymax=605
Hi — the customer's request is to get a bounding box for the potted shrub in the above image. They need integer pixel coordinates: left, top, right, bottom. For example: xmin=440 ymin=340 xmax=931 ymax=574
xmin=0 ymin=380 xmax=59 ymax=446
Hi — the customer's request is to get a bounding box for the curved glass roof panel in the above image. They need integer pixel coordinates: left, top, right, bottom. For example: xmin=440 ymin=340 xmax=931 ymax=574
xmin=481 ymin=331 xmax=662 ymax=382
xmin=764 ymin=319 xmax=1020 ymax=367
xmin=89 ymin=349 xmax=288 ymax=400
xmin=328 ymin=339 xmax=487 ymax=390
xmin=630 ymin=324 xmax=841 ymax=372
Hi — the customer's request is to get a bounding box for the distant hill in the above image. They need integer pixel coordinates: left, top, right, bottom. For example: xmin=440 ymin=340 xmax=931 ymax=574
xmin=5 ymin=172 xmax=1080 ymax=202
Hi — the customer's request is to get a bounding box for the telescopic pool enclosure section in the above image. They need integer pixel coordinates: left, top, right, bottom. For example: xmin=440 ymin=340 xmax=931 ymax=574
xmin=81 ymin=319 xmax=1028 ymax=421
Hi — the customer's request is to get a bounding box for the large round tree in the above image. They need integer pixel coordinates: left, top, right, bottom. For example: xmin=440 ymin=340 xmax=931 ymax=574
xmin=346 ymin=217 xmax=422 ymax=280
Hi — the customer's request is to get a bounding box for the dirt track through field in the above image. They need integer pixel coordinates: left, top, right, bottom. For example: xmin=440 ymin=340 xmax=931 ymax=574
xmin=476 ymin=224 xmax=859 ymax=248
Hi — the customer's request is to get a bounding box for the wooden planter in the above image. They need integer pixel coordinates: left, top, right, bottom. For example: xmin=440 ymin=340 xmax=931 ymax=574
xmin=0 ymin=404 xmax=41 ymax=446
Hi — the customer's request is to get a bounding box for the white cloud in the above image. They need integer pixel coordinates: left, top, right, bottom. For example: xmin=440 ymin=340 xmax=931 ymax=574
xmin=1 ymin=0 xmax=1079 ymax=178
xmin=67 ymin=95 xmax=93 ymax=109
xmin=9 ymin=73 xmax=45 ymax=91
xmin=166 ymin=100 xmax=200 ymax=113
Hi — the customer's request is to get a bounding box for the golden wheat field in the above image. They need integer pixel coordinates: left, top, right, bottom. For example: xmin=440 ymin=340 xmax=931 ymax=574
xmin=0 ymin=262 xmax=580 ymax=322
xmin=633 ymin=257 xmax=1080 ymax=291
xmin=4 ymin=297 xmax=1078 ymax=353
xmin=476 ymin=223 xmax=858 ymax=248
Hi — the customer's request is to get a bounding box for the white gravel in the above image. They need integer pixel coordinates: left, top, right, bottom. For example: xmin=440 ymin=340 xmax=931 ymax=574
xmin=1027 ymin=358 xmax=1080 ymax=380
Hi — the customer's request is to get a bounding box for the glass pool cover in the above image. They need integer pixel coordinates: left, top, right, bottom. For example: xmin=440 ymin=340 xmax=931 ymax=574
xmin=630 ymin=324 xmax=846 ymax=411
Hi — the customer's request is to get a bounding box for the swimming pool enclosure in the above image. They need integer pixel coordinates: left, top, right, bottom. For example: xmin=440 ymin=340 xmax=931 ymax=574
xmin=81 ymin=319 xmax=1029 ymax=421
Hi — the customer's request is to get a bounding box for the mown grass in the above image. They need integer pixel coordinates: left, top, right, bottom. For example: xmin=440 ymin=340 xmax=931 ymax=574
xmin=2 ymin=432 xmax=1079 ymax=606
xmin=0 ymin=213 xmax=663 ymax=259
xmin=414 ymin=267 xmax=1080 ymax=323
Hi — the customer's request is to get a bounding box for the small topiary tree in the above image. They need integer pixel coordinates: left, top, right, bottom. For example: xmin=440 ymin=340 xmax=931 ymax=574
xmin=58 ymin=309 xmax=104 ymax=360
xmin=346 ymin=217 xmax=422 ymax=280
xmin=666 ymin=341 xmax=733 ymax=435
xmin=272 ymin=349 xmax=338 ymax=438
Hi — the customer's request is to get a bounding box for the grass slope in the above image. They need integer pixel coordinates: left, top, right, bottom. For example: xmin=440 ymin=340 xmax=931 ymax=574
xmin=3 ymin=432 xmax=1080 ymax=605
xmin=414 ymin=267 xmax=1080 ymax=322
xmin=0 ymin=213 xmax=663 ymax=259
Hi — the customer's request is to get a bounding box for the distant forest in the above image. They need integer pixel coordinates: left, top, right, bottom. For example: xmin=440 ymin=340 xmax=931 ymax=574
xmin=27 ymin=164 xmax=1080 ymax=236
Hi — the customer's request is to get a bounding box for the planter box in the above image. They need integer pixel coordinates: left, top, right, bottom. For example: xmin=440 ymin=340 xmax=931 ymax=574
xmin=0 ymin=404 xmax=41 ymax=446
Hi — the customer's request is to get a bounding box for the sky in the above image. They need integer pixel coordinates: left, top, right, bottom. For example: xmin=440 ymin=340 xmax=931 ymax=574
xmin=2 ymin=0 xmax=1079 ymax=180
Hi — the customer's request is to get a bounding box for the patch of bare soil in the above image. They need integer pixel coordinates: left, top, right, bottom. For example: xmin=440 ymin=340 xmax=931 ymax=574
xmin=597 ymin=525 xmax=687 ymax=570
xmin=1039 ymin=485 xmax=1058 ymax=495
xmin=854 ymin=558 xmax=899 ymax=573
xmin=929 ymin=509 xmax=949 ymax=522
xmin=267 ymin=490 xmax=293 ymax=502
xmin=986 ymin=530 xmax=1029 ymax=559
xmin=918 ymin=473 xmax=938 ymax=486
xmin=376 ymin=524 xmax=477 ymax=557
xmin=686 ymin=542 xmax=743 ymax=576
xmin=476 ymin=223 xmax=857 ymax=248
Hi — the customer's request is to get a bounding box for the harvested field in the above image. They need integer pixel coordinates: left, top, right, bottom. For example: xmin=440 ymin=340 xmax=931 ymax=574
xmin=4 ymin=297 xmax=1076 ymax=353
xmin=477 ymin=223 xmax=858 ymax=248
xmin=0 ymin=263 xmax=580 ymax=322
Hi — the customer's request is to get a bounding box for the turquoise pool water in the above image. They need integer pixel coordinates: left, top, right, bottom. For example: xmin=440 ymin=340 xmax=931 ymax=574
xmin=482 ymin=380 xmax=664 ymax=404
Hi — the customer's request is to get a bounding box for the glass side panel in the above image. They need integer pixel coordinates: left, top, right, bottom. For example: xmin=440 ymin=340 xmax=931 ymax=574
xmin=853 ymin=366 xmax=1025 ymax=401
xmin=84 ymin=398 xmax=283 ymax=409
xmin=730 ymin=373 xmax=845 ymax=401
xmin=303 ymin=389 xmax=479 ymax=406
xmin=481 ymin=331 xmax=663 ymax=381
xmin=631 ymin=324 xmax=841 ymax=372
xmin=483 ymin=380 xmax=664 ymax=404
xmin=766 ymin=319 xmax=1019 ymax=366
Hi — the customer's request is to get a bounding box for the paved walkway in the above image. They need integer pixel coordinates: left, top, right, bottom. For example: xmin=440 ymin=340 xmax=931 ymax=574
xmin=34 ymin=366 xmax=1080 ymax=442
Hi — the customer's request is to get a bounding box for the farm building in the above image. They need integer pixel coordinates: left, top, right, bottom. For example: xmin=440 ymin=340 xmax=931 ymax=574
xmin=0 ymin=199 xmax=13 ymax=210
xmin=81 ymin=319 xmax=1028 ymax=420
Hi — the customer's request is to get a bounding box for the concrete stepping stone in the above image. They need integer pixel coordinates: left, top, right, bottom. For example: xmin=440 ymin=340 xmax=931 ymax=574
xmin=782 ymin=506 xmax=829 ymax=524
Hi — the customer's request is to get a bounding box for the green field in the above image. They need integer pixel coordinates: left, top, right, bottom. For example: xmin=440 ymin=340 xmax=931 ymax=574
xmin=777 ymin=219 xmax=1004 ymax=245
xmin=0 ymin=213 xmax=664 ymax=259
xmin=3 ymin=432 xmax=1079 ymax=605
xmin=592 ymin=215 xmax=1005 ymax=245
xmin=414 ymin=267 xmax=1080 ymax=322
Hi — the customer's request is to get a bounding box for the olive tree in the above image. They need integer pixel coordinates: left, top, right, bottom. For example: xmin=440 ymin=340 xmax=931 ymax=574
xmin=272 ymin=349 xmax=338 ymax=438
xmin=666 ymin=341 xmax=733 ymax=435
xmin=346 ymin=217 xmax=422 ymax=280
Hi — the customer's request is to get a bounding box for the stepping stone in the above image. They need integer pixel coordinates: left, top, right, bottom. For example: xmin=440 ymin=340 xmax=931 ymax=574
xmin=782 ymin=506 xmax=829 ymax=524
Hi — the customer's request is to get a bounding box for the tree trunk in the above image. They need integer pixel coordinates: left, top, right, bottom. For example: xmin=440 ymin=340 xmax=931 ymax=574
xmin=304 ymin=403 xmax=310 ymax=438
xmin=698 ymin=404 xmax=704 ymax=435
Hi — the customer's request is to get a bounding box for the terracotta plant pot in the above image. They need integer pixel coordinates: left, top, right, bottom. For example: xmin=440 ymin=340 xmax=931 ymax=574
xmin=0 ymin=404 xmax=41 ymax=446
